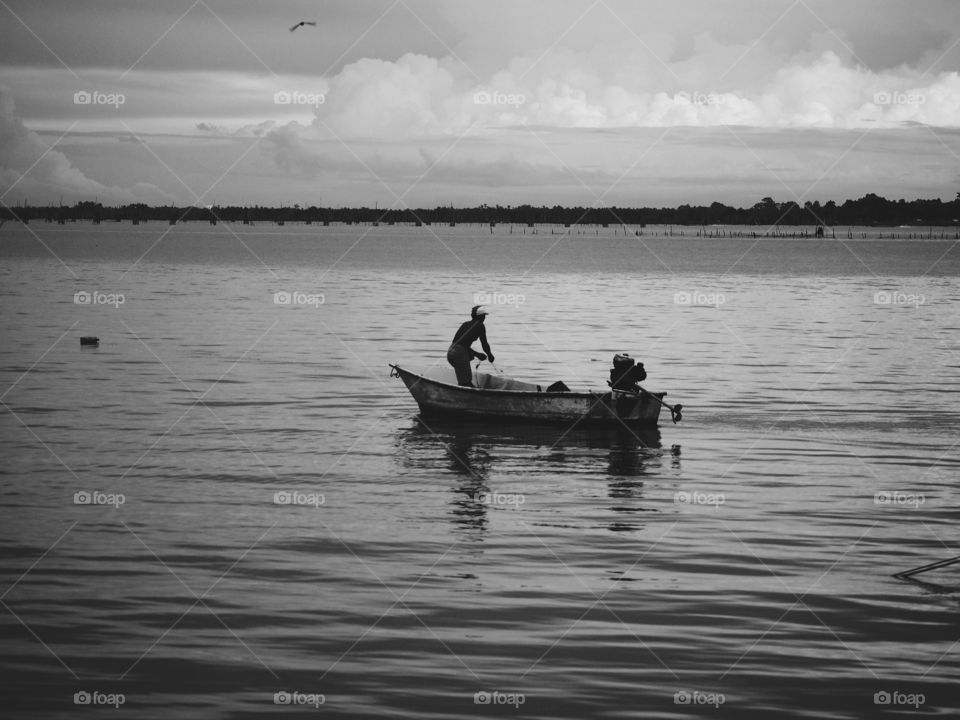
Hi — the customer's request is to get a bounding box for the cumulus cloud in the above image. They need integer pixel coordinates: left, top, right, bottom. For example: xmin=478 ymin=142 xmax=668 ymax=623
xmin=312 ymin=54 xmax=463 ymax=138
xmin=0 ymin=88 xmax=171 ymax=205
xmin=263 ymin=122 xmax=327 ymax=176
xmin=307 ymin=50 xmax=960 ymax=139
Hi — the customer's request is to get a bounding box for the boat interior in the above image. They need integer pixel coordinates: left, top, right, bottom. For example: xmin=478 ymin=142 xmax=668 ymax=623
xmin=473 ymin=372 xmax=542 ymax=392
xmin=426 ymin=367 xmax=553 ymax=392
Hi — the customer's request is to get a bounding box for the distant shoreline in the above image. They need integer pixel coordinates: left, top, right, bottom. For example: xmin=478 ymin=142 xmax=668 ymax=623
xmin=4 ymin=219 xmax=959 ymax=241
xmin=3 ymin=193 xmax=959 ymax=228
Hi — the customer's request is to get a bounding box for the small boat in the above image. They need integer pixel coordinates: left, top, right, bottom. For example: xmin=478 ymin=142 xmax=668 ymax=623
xmin=390 ymin=364 xmax=672 ymax=425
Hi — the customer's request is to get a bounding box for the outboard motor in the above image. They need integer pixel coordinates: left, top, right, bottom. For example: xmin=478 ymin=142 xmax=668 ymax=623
xmin=609 ymin=353 xmax=646 ymax=392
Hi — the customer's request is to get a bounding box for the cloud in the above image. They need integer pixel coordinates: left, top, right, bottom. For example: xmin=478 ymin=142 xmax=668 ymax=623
xmin=195 ymin=122 xmax=223 ymax=134
xmin=263 ymin=122 xmax=327 ymax=176
xmin=4 ymin=0 xmax=959 ymax=207
xmin=307 ymin=50 xmax=960 ymax=139
xmin=196 ymin=120 xmax=276 ymax=137
xmin=313 ymin=54 xmax=463 ymax=138
xmin=0 ymin=87 xmax=172 ymax=204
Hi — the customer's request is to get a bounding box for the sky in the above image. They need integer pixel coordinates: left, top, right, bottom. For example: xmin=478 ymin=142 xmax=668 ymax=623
xmin=0 ymin=0 xmax=959 ymax=208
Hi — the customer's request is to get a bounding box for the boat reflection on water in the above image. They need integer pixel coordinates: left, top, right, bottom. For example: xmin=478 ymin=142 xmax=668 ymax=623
xmin=395 ymin=416 xmax=679 ymax=534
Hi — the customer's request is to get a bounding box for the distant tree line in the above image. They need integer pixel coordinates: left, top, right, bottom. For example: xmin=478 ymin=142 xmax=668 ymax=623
xmin=3 ymin=193 xmax=959 ymax=227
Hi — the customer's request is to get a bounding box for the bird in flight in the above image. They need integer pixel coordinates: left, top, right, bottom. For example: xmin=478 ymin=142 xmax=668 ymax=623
xmin=290 ymin=20 xmax=318 ymax=32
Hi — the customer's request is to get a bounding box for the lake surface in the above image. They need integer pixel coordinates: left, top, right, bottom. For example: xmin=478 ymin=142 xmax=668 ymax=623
xmin=1 ymin=222 xmax=959 ymax=719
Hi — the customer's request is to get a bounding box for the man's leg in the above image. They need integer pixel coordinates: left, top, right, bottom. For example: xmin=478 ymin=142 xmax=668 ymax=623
xmin=447 ymin=346 xmax=474 ymax=386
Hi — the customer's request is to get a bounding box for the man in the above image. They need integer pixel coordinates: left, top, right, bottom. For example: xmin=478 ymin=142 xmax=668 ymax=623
xmin=448 ymin=305 xmax=495 ymax=387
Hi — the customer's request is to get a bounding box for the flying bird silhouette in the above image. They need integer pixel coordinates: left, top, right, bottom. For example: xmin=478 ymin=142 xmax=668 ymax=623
xmin=289 ymin=21 xmax=318 ymax=32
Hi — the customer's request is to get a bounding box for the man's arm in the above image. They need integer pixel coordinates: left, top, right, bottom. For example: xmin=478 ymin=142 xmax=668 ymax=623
xmin=479 ymin=325 xmax=493 ymax=361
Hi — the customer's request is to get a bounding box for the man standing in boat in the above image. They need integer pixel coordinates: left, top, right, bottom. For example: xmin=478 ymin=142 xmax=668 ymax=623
xmin=448 ymin=305 xmax=495 ymax=387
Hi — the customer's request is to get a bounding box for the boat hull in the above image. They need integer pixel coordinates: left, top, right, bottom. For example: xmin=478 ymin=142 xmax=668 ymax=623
xmin=390 ymin=365 xmax=664 ymax=424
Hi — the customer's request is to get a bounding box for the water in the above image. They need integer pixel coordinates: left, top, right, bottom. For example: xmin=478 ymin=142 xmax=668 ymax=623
xmin=1 ymin=222 xmax=959 ymax=718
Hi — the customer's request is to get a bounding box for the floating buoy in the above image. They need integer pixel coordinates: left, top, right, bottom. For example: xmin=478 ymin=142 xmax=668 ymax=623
xmin=80 ymin=336 xmax=99 ymax=346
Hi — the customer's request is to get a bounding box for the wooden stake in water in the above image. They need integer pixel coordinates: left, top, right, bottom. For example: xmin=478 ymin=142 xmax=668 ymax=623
xmin=893 ymin=555 xmax=960 ymax=579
